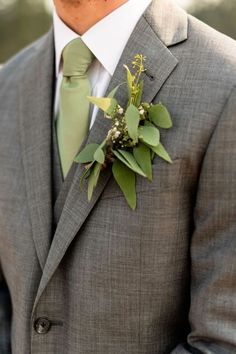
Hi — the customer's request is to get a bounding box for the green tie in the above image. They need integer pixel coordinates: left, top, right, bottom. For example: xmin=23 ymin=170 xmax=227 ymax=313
xmin=56 ymin=38 xmax=95 ymax=178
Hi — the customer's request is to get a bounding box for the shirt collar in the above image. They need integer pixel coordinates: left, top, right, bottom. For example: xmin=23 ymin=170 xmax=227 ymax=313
xmin=53 ymin=0 xmax=152 ymax=77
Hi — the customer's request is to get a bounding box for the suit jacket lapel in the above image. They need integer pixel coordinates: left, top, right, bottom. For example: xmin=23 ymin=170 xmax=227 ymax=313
xmin=33 ymin=0 xmax=188 ymax=309
xmin=19 ymin=29 xmax=55 ymax=270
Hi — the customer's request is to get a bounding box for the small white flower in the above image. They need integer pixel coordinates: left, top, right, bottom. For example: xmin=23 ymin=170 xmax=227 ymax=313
xmin=139 ymin=109 xmax=145 ymax=115
xmin=114 ymin=131 xmax=121 ymax=139
xmin=118 ymin=107 xmax=124 ymax=114
xmin=107 ymin=129 xmax=112 ymax=139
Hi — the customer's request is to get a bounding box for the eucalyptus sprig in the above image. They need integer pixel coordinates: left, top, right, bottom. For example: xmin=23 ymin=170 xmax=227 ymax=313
xmin=74 ymin=54 xmax=173 ymax=210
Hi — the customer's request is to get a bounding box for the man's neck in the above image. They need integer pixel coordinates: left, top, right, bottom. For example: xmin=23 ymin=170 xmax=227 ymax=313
xmin=54 ymin=0 xmax=129 ymax=35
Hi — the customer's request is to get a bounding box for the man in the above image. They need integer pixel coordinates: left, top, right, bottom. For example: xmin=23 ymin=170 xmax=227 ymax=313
xmin=0 ymin=0 xmax=236 ymax=352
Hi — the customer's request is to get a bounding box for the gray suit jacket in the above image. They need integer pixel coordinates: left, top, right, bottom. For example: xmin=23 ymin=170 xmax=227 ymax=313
xmin=0 ymin=0 xmax=236 ymax=353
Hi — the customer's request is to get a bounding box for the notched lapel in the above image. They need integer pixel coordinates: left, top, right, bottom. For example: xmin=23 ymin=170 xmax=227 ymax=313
xmin=34 ymin=9 xmax=182 ymax=308
xmin=19 ymin=29 xmax=55 ymax=270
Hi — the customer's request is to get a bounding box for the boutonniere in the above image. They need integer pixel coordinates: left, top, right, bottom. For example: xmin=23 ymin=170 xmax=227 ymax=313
xmin=74 ymin=54 xmax=173 ymax=210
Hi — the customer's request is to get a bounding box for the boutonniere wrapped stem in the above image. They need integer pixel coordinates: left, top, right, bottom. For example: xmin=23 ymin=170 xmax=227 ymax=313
xmin=74 ymin=54 xmax=173 ymax=210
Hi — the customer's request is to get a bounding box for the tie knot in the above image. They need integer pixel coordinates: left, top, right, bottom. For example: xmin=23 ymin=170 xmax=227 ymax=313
xmin=62 ymin=38 xmax=95 ymax=77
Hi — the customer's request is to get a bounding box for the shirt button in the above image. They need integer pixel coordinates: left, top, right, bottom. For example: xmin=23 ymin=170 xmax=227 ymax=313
xmin=34 ymin=317 xmax=51 ymax=334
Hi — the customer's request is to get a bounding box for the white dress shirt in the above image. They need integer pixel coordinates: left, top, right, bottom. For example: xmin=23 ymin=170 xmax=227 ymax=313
xmin=53 ymin=0 xmax=151 ymax=129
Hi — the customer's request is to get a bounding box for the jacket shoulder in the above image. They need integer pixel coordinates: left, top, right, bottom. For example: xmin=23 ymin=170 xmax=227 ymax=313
xmin=186 ymin=14 xmax=236 ymax=85
xmin=0 ymin=32 xmax=50 ymax=84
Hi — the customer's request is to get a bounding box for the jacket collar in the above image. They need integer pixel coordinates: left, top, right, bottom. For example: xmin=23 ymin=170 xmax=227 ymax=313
xmin=144 ymin=0 xmax=188 ymax=46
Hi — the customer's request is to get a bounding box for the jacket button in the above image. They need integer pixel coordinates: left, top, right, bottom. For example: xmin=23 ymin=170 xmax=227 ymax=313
xmin=34 ymin=317 xmax=51 ymax=334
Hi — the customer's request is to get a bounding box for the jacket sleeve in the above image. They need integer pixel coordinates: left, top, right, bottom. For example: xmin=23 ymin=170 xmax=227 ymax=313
xmin=0 ymin=263 xmax=12 ymax=354
xmin=171 ymin=87 xmax=236 ymax=354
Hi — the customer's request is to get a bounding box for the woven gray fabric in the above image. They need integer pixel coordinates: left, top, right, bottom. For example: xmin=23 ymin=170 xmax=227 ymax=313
xmin=0 ymin=0 xmax=236 ymax=353
xmin=52 ymin=119 xmax=63 ymax=233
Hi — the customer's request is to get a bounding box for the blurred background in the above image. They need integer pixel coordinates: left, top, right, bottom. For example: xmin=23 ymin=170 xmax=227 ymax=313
xmin=0 ymin=0 xmax=235 ymax=63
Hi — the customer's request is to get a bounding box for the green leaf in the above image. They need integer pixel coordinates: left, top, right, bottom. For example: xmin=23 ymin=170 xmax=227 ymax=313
xmin=106 ymin=98 xmax=118 ymax=117
xmin=117 ymin=149 xmax=147 ymax=177
xmin=138 ymin=126 xmax=160 ymax=146
xmin=125 ymin=104 xmax=140 ymax=143
xmin=94 ymin=146 xmax=105 ymax=164
xmin=112 ymin=159 xmax=136 ymax=210
xmin=107 ymin=82 xmax=125 ymax=98
xmin=74 ymin=143 xmax=99 ymax=163
xmin=113 ymin=150 xmax=146 ymax=177
xmin=151 ymin=150 xmax=155 ymax=161
xmin=87 ymin=96 xmax=117 ymax=115
xmin=148 ymin=103 xmax=173 ymax=129
xmin=134 ymin=80 xmax=144 ymax=107
xmin=133 ymin=144 xmax=152 ymax=181
xmin=93 ymin=139 xmax=107 ymax=164
xmin=123 ymin=64 xmax=134 ymax=100
xmin=80 ymin=164 xmax=92 ymax=188
xmin=150 ymin=142 xmax=172 ymax=163
xmin=144 ymin=120 xmax=155 ymax=127
xmin=87 ymin=162 xmax=102 ymax=201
